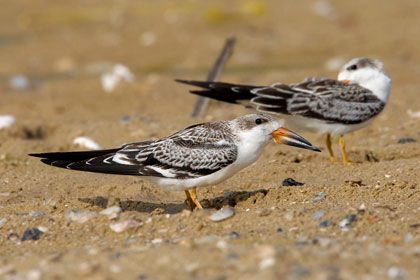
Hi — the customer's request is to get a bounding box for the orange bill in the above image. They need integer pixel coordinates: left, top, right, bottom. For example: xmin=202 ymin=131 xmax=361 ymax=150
xmin=271 ymin=127 xmax=321 ymax=152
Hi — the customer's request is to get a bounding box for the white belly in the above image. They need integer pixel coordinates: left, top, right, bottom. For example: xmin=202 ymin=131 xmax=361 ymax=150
xmin=144 ymin=136 xmax=267 ymax=191
xmin=282 ymin=115 xmax=373 ymax=136
xmin=144 ymin=161 xmax=247 ymax=191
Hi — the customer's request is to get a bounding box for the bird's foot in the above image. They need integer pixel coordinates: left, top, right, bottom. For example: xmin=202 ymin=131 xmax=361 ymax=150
xmin=190 ymin=187 xmax=203 ymax=210
xmin=342 ymin=160 xmax=359 ymax=166
xmin=330 ymin=156 xmax=339 ymax=164
xmin=185 ymin=188 xmax=203 ymax=211
xmin=184 ymin=190 xmax=196 ymax=211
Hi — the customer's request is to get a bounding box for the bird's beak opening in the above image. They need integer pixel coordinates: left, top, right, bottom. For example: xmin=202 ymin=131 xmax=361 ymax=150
xmin=340 ymin=80 xmax=351 ymax=84
xmin=271 ymin=127 xmax=321 ymax=152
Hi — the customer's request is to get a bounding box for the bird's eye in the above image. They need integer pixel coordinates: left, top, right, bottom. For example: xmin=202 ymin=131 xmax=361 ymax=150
xmin=347 ymin=64 xmax=358 ymax=71
xmin=255 ymin=118 xmax=262 ymax=125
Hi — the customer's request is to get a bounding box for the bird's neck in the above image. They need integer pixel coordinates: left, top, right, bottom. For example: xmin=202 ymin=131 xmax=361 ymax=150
xmin=236 ymin=132 xmax=268 ymax=167
xmin=361 ymin=73 xmax=392 ymax=103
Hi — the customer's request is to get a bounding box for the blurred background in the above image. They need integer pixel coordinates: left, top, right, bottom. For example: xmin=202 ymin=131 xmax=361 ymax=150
xmin=1 ymin=0 xmax=419 ymax=137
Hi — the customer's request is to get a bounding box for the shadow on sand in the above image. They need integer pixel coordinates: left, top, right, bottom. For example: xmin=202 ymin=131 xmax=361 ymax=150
xmin=79 ymin=188 xmax=268 ymax=214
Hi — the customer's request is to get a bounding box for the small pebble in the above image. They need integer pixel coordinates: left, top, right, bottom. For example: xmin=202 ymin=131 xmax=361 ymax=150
xmin=7 ymin=233 xmax=20 ymax=241
xmin=259 ymin=257 xmax=275 ymax=269
xmin=216 ymin=240 xmax=229 ymax=251
xmin=315 ymin=237 xmax=335 ymax=247
xmin=29 ymin=211 xmax=45 ymax=217
xmin=140 ymin=31 xmax=157 ymax=47
xmin=319 ymin=220 xmax=334 ymax=228
xmin=407 ymin=109 xmax=420 ymax=118
xmin=37 ymin=226 xmax=48 ymax=233
xmin=312 ymin=210 xmax=325 ymax=220
xmin=9 ymin=74 xmax=30 ymax=90
xmin=111 ymin=252 xmax=122 ymax=260
xmin=78 ymin=262 xmax=98 ymax=275
xmin=0 ymin=264 xmax=15 ymax=275
xmin=110 ymin=219 xmax=143 ymax=233
xmin=26 ymin=268 xmax=43 ymax=280
xmin=125 ymin=237 xmax=138 ymax=244
xmin=259 ymin=209 xmax=272 ymax=216
xmin=405 ymin=234 xmax=414 ymax=243
xmin=228 ymin=231 xmax=240 ymax=239
xmin=409 ymin=223 xmax=420 ymax=228
xmin=397 ymin=138 xmax=416 ymax=144
xmin=253 ymin=245 xmax=276 ymax=259
xmin=101 ymin=64 xmax=134 ymax=93
xmin=295 ymin=241 xmax=310 ymax=248
xmin=276 ymin=227 xmax=283 ymax=233
xmin=120 ymin=115 xmax=131 ymax=124
xmin=209 ymin=207 xmax=235 ymax=222
xmin=65 ymin=210 xmax=98 ymax=223
xmin=292 ymin=266 xmax=310 ymax=277
xmin=282 ymin=178 xmax=304 ymax=187
xmin=387 ymin=267 xmax=406 ymax=279
xmin=312 ymin=0 xmax=336 ymax=20
xmin=195 ymin=235 xmax=219 ymax=244
xmin=22 ymin=228 xmax=43 ymax=241
xmin=151 ymin=238 xmax=162 ymax=244
xmin=0 ymin=218 xmax=6 ymax=227
xmin=338 ymin=214 xmax=357 ymax=230
xmin=285 ymin=211 xmax=294 ymax=221
xmin=110 ymin=264 xmax=121 ymax=274
xmin=311 ymin=192 xmax=326 ymax=203
xmin=226 ymin=253 xmax=238 ymax=259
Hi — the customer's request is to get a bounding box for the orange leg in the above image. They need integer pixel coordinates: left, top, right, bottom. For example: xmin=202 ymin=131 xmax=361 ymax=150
xmin=326 ymin=134 xmax=338 ymax=163
xmin=339 ymin=136 xmax=358 ymax=165
xmin=184 ymin=190 xmax=195 ymax=210
xmin=190 ymin=187 xmax=203 ymax=209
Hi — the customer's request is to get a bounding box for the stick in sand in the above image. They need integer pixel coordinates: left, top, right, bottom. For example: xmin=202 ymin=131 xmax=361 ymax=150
xmin=191 ymin=37 xmax=236 ymax=118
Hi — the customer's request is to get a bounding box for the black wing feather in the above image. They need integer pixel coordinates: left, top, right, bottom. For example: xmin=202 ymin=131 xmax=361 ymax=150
xmin=29 ymin=149 xmax=119 ymax=161
xmin=30 ymin=149 xmax=141 ymax=176
xmin=176 ymin=79 xmax=258 ymax=104
xmin=177 ymin=78 xmax=385 ymax=124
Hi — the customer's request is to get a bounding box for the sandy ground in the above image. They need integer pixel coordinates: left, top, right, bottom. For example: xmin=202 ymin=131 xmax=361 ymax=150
xmin=1 ymin=0 xmax=420 ymax=279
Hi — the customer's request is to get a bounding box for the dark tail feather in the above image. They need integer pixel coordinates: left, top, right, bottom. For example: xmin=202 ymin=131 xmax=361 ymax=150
xmin=176 ymin=79 xmax=258 ymax=104
xmin=29 ymin=149 xmax=120 ymax=162
xmin=30 ymin=149 xmax=142 ymax=176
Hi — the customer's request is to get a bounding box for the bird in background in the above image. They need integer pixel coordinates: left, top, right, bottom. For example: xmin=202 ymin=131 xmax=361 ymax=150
xmin=177 ymin=58 xmax=392 ymax=165
xmin=30 ymin=114 xmax=320 ymax=210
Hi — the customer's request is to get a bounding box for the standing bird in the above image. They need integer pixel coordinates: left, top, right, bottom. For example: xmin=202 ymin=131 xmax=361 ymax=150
xmin=30 ymin=114 xmax=320 ymax=210
xmin=177 ymin=58 xmax=392 ymax=165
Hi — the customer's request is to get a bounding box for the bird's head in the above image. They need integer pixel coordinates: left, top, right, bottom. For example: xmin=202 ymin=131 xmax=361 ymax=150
xmin=338 ymin=58 xmax=392 ymax=102
xmin=234 ymin=114 xmax=320 ymax=152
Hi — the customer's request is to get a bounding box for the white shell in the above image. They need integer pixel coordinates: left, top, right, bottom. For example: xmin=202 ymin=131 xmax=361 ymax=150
xmin=73 ymin=136 xmax=101 ymax=150
xmin=64 ymin=210 xmax=98 ymax=223
xmin=0 ymin=115 xmax=16 ymax=130
xmin=109 ymin=219 xmax=143 ymax=233
xmin=407 ymin=109 xmax=420 ymax=118
xmin=99 ymin=206 xmax=122 ymax=215
xmin=209 ymin=207 xmax=235 ymax=222
xmin=101 ymin=64 xmax=134 ymax=93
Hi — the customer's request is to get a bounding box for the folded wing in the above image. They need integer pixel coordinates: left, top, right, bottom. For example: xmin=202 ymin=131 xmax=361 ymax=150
xmin=178 ymin=78 xmax=386 ymax=124
xmin=30 ymin=124 xmax=238 ymax=179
